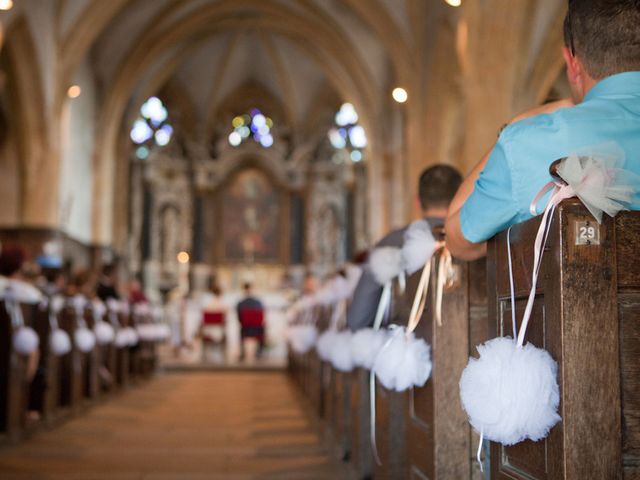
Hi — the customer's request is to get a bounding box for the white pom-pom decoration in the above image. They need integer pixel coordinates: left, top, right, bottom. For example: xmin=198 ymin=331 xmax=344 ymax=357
xmin=133 ymin=302 xmax=151 ymax=317
xmin=72 ymin=295 xmax=87 ymax=314
xmin=92 ymin=300 xmax=107 ymax=319
xmin=287 ymin=324 xmax=318 ymax=354
xmin=329 ymin=330 xmax=353 ymax=372
xmin=402 ymin=220 xmax=437 ymax=275
xmin=350 ymin=328 xmax=389 ymax=369
xmin=13 ymin=326 xmax=40 ymax=355
xmin=106 ymin=298 xmax=120 ymax=313
xmin=459 ymin=337 xmax=560 ymax=445
xmin=316 ymin=329 xmax=337 ymax=361
xmin=115 ymin=329 xmax=129 ymax=348
xmin=369 ymin=247 xmax=403 ymax=285
xmin=94 ymin=321 xmax=115 ymax=345
xmin=49 ymin=329 xmax=71 ymax=356
xmin=115 ymin=327 xmax=139 ymax=347
xmin=137 ymin=323 xmax=169 ymax=342
xmin=51 ymin=296 xmax=65 ymax=314
xmin=155 ymin=324 xmax=171 ymax=341
xmin=74 ymin=327 xmax=96 ymax=353
xmin=373 ymin=327 xmax=432 ymax=392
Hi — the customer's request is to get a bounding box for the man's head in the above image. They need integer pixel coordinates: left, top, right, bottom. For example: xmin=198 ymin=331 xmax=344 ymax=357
xmin=418 ymin=165 xmax=462 ymax=217
xmin=0 ymin=244 xmax=26 ymax=277
xmin=243 ymin=282 xmax=252 ymax=295
xmin=563 ymin=0 xmax=640 ymax=101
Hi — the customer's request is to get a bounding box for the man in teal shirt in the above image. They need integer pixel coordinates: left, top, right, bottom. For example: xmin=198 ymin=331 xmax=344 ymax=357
xmin=446 ymin=0 xmax=640 ymax=260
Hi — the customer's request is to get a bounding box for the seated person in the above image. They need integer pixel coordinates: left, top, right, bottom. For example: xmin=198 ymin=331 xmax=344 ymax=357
xmin=236 ymin=283 xmax=265 ymax=358
xmin=200 ymin=283 xmax=227 ymax=346
xmin=347 ymin=164 xmax=462 ymax=330
xmin=446 ymin=0 xmax=640 ymax=260
xmin=0 ymin=243 xmax=42 ymax=303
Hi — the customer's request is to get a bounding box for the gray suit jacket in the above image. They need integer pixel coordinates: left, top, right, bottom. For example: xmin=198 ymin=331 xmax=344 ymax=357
xmin=346 ymin=218 xmax=442 ymax=331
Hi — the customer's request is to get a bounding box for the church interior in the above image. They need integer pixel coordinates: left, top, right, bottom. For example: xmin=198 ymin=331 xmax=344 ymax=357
xmin=0 ymin=1 xmax=638 ymax=479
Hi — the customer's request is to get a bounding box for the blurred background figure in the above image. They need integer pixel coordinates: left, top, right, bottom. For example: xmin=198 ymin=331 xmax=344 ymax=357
xmin=199 ymin=282 xmax=228 ymax=362
xmin=96 ymin=264 xmax=120 ymax=302
xmin=236 ymin=283 xmax=265 ymax=363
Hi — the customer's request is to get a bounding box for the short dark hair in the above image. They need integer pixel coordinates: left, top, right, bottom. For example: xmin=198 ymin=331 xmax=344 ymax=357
xmin=563 ymin=0 xmax=640 ymax=79
xmin=243 ymin=282 xmax=252 ymax=291
xmin=418 ymin=165 xmax=462 ymax=211
xmin=0 ymin=244 xmax=26 ymax=277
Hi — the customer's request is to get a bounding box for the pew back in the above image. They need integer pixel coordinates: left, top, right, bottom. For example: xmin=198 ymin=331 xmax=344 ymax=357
xmin=486 ymin=201 xmax=639 ymax=479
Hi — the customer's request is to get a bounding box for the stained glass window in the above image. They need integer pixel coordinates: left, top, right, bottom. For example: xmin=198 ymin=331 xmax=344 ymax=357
xmin=328 ymin=103 xmax=366 ymax=163
xmin=228 ymin=108 xmax=274 ymax=148
xmin=130 ymin=97 xmax=173 ymax=159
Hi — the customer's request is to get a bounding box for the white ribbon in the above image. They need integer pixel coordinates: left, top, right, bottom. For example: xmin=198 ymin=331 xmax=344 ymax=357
xmin=369 ymin=282 xmax=392 ymax=465
xmin=517 ymin=182 xmax=574 ymax=347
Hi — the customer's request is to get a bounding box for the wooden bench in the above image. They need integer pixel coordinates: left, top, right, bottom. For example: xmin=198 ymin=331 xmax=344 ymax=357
xmin=0 ymin=300 xmax=36 ymax=441
xmin=28 ymin=301 xmax=61 ymax=424
xmin=486 ymin=200 xmax=639 ymax=479
xmin=58 ymin=304 xmax=87 ymax=412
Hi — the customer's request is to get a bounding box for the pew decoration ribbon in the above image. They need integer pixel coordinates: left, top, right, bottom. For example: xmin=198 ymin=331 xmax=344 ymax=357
xmin=372 ymin=254 xmax=435 ymax=392
xmin=458 ymin=153 xmax=640 ymax=467
xmin=316 ymin=298 xmax=354 ymax=372
xmin=6 ymin=288 xmax=40 ymax=356
xmin=46 ymin=296 xmax=72 ymax=356
xmin=92 ymin=300 xmax=115 ymax=345
xmin=71 ymin=296 xmax=96 ymax=353
xmin=286 ymin=303 xmax=318 ymax=354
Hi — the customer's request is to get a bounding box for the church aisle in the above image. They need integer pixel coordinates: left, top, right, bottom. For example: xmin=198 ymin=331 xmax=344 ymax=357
xmin=0 ymin=372 xmax=349 ymax=480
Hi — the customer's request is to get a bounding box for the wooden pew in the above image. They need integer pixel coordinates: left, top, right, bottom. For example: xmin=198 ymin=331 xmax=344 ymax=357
xmin=348 ymin=366 xmax=373 ymax=480
xmin=115 ymin=309 xmax=131 ymax=388
xmin=373 ymin=278 xmax=411 ymax=480
xmin=82 ymin=306 xmax=100 ymax=401
xmin=28 ymin=301 xmax=61 ymax=424
xmin=403 ymin=252 xmax=488 ymax=479
xmin=0 ymin=300 xmax=36 ymax=441
xmin=486 ymin=200 xmax=639 ymax=479
xmin=58 ymin=304 xmax=86 ymax=412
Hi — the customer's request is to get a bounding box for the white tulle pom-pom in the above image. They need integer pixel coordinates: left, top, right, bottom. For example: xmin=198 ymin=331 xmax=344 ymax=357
xmin=106 ymin=298 xmax=120 ymax=313
xmin=373 ymin=327 xmax=432 ymax=391
xmin=72 ymin=295 xmax=87 ymax=314
xmin=459 ymin=337 xmax=561 ymax=445
xmin=316 ymin=329 xmax=337 ymax=361
xmin=13 ymin=326 xmax=40 ymax=355
xmin=154 ymin=324 xmax=170 ymax=341
xmin=92 ymin=300 xmax=107 ymax=319
xmin=329 ymin=330 xmax=353 ymax=372
xmin=402 ymin=220 xmax=437 ymax=275
xmin=49 ymin=329 xmax=71 ymax=356
xmin=350 ymin=328 xmax=390 ymax=369
xmin=137 ymin=323 xmax=169 ymax=342
xmin=127 ymin=327 xmax=139 ymax=346
xmin=314 ymin=285 xmax=335 ymax=306
xmin=133 ymin=302 xmax=151 ymax=317
xmin=94 ymin=321 xmax=115 ymax=345
xmin=51 ymin=295 xmax=65 ymax=314
xmin=74 ymin=327 xmax=96 ymax=353
xmin=115 ymin=329 xmax=129 ymax=347
xmin=287 ymin=324 xmax=318 ymax=354
xmin=369 ymin=247 xmax=403 ymax=285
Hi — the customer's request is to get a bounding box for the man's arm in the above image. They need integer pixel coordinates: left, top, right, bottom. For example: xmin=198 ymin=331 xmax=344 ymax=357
xmin=445 ymin=150 xmax=491 ymax=260
xmin=445 ymin=99 xmax=574 ymax=261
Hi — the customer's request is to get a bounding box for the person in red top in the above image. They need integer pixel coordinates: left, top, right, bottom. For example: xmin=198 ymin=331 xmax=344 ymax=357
xmin=236 ymin=282 xmax=265 ymax=360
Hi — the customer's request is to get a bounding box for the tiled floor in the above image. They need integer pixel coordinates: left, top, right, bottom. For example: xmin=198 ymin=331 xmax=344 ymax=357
xmin=0 ymin=372 xmax=349 ymax=479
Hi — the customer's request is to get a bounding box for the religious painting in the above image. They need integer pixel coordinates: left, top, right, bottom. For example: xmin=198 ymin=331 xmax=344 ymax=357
xmin=221 ymin=168 xmax=282 ymax=263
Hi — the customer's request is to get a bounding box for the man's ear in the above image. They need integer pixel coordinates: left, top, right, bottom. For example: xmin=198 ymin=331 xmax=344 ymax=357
xmin=563 ymin=46 xmax=581 ymax=86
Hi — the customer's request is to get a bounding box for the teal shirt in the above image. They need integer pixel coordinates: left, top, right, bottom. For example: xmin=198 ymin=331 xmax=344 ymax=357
xmin=460 ymin=71 xmax=640 ymax=243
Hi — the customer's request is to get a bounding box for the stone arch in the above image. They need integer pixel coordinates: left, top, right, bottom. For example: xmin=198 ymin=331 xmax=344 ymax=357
xmin=91 ymin=0 xmax=394 ymax=244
